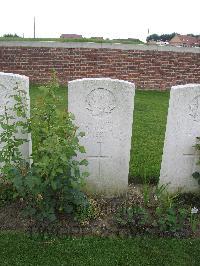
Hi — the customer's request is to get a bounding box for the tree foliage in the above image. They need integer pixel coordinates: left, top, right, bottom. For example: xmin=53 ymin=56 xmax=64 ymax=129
xmin=2 ymin=33 xmax=21 ymax=38
xmin=146 ymin=33 xmax=178 ymax=42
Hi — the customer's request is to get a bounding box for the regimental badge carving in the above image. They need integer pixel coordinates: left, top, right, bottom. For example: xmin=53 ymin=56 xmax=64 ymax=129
xmin=85 ymin=88 xmax=116 ymax=116
xmin=189 ymin=96 xmax=200 ymax=122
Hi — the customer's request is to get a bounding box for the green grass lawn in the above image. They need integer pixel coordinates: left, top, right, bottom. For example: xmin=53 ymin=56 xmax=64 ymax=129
xmin=0 ymin=232 xmax=200 ymax=266
xmin=130 ymin=90 xmax=169 ymax=183
xmin=30 ymin=85 xmax=169 ymax=184
xmin=0 ymin=37 xmax=144 ymax=45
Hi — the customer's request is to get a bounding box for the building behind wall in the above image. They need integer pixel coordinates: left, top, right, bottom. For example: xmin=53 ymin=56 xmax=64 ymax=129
xmin=169 ymin=35 xmax=200 ymax=47
xmin=60 ymin=34 xmax=83 ymax=39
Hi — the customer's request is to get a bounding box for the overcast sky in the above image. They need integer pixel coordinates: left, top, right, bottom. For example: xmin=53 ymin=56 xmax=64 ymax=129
xmin=0 ymin=0 xmax=199 ymax=41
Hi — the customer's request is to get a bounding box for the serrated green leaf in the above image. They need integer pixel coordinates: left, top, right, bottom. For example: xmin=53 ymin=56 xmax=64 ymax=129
xmin=69 ymin=113 xmax=75 ymax=120
xmin=13 ymin=176 xmax=23 ymax=189
xmin=56 ymin=167 xmax=64 ymax=174
xmin=80 ymin=159 xmax=88 ymax=166
xmin=82 ymin=172 xmax=90 ymax=178
xmin=51 ymin=180 xmax=57 ymax=190
xmin=25 ymin=176 xmax=41 ymax=189
xmin=79 ymin=146 xmax=86 ymax=153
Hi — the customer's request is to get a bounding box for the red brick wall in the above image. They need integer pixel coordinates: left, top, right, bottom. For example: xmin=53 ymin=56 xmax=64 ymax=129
xmin=0 ymin=44 xmax=200 ymax=89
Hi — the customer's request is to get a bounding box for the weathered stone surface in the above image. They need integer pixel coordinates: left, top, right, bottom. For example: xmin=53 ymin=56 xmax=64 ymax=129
xmin=0 ymin=72 xmax=31 ymax=162
xmin=68 ymin=78 xmax=135 ymax=195
xmin=159 ymin=84 xmax=200 ymax=193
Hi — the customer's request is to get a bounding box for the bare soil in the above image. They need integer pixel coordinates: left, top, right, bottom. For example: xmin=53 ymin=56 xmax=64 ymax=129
xmin=0 ymin=185 xmax=199 ymax=238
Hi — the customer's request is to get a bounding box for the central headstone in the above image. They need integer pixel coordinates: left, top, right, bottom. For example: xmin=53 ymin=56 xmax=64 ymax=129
xmin=68 ymin=78 xmax=135 ymax=195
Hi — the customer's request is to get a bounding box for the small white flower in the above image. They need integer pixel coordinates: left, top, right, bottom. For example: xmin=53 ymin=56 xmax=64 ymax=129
xmin=191 ymin=207 xmax=198 ymax=214
xmin=154 ymin=195 xmax=158 ymax=201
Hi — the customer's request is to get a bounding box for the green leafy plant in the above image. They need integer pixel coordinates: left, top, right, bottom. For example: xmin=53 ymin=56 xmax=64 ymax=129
xmin=154 ymin=184 xmax=169 ymax=201
xmin=0 ymin=182 xmax=14 ymax=207
xmin=156 ymin=189 xmax=180 ymax=210
xmin=115 ymin=189 xmax=193 ymax=237
xmin=151 ymin=186 xmax=190 ymax=235
xmin=0 ymin=74 xmax=89 ymax=225
xmin=75 ymin=198 xmax=100 ymax=224
xmin=0 ymin=83 xmax=30 ymax=205
xmin=116 ymin=205 xmax=150 ymax=234
xmin=154 ymin=206 xmax=188 ymax=234
xmin=0 ymin=83 xmax=30 ymax=178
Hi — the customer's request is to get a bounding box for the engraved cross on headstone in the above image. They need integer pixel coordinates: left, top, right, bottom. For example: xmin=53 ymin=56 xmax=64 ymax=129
xmin=88 ymin=142 xmax=109 ymax=178
xmin=183 ymin=147 xmax=196 ymax=159
xmin=183 ymin=151 xmax=195 ymax=157
xmin=183 ymin=149 xmax=199 ymax=174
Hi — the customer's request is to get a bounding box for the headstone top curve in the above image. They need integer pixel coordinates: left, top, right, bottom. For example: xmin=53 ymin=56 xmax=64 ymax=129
xmin=171 ymin=84 xmax=200 ymax=90
xmin=0 ymin=72 xmax=29 ymax=81
xmin=69 ymin=78 xmax=135 ymax=87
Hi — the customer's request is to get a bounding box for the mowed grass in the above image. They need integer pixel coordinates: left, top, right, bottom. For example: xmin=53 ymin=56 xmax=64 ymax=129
xmin=130 ymin=90 xmax=170 ymax=183
xmin=29 ymin=85 xmax=170 ymax=184
xmin=0 ymin=37 xmax=144 ymax=44
xmin=0 ymin=232 xmax=200 ymax=266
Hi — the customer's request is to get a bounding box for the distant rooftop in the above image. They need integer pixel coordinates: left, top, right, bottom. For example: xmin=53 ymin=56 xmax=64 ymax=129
xmin=169 ymin=34 xmax=200 ymax=47
xmin=60 ymin=34 xmax=83 ymax=39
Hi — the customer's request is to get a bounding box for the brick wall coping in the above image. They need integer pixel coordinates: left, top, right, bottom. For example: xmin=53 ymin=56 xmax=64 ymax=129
xmin=0 ymin=41 xmax=200 ymax=54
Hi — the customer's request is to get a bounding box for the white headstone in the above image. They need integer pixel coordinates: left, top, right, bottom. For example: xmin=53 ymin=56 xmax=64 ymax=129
xmin=0 ymin=72 xmax=32 ymax=163
xmin=68 ymin=78 xmax=135 ymax=196
xmin=159 ymin=84 xmax=200 ymax=193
